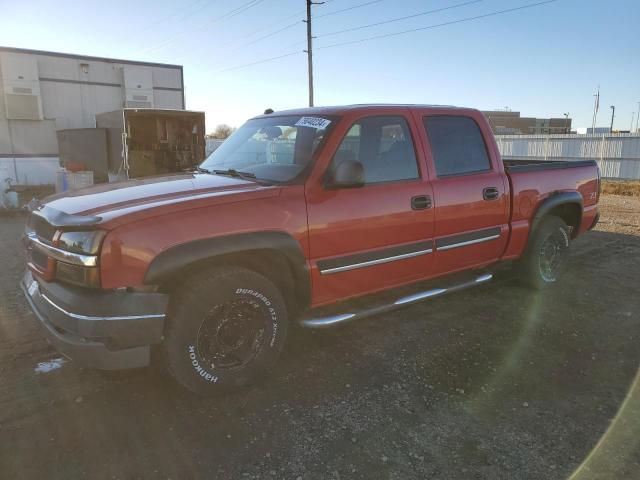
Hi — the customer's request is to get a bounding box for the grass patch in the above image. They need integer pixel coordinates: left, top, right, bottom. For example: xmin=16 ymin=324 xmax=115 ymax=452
xmin=602 ymin=180 xmax=640 ymax=196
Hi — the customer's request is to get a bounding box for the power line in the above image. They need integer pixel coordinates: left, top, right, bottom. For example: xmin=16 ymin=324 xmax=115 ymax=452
xmin=315 ymin=0 xmax=385 ymax=19
xmin=214 ymin=0 xmax=559 ymax=74
xmin=139 ymin=0 xmax=266 ymax=55
xmin=220 ymin=11 xmax=306 ymax=48
xmin=228 ymin=0 xmax=374 ymax=51
xmin=316 ymin=0 xmax=558 ymax=50
xmin=139 ymin=0 xmax=213 ymax=33
xmin=219 ymin=0 xmax=338 ymax=49
xmin=140 ymin=1 xmax=262 ymax=54
xmin=231 ymin=20 xmax=302 ymax=50
xmin=283 ymin=0 xmax=388 ymax=49
xmin=216 ymin=51 xmax=302 ymax=73
xmin=317 ymin=0 xmax=485 ymax=38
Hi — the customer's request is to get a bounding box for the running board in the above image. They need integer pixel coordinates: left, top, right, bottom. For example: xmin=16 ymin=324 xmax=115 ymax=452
xmin=298 ymin=273 xmax=493 ymax=329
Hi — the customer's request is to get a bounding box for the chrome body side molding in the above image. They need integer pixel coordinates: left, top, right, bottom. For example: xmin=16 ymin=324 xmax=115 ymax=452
xmin=437 ymin=234 xmax=501 ymax=251
xmin=320 ymin=248 xmax=432 ymax=275
xmin=299 ymin=273 xmax=493 ymax=329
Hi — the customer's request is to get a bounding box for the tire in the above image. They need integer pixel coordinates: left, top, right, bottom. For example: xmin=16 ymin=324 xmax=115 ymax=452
xmin=162 ymin=266 xmax=288 ymax=395
xmin=518 ymin=215 xmax=571 ymax=290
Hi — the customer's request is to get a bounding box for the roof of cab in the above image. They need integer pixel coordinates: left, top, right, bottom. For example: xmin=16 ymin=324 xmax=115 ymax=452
xmin=252 ymin=104 xmax=472 ymax=119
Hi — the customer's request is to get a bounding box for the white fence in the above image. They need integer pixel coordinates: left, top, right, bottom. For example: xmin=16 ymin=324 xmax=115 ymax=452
xmin=495 ymin=134 xmax=640 ymax=180
xmin=205 ymin=138 xmax=225 ymax=157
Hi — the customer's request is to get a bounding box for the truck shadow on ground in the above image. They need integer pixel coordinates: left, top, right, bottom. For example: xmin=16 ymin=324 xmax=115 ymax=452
xmin=2 ymin=229 xmax=640 ymax=479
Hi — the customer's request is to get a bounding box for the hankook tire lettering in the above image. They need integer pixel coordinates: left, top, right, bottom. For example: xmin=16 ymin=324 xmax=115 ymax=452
xmin=188 ymin=345 xmax=218 ymax=383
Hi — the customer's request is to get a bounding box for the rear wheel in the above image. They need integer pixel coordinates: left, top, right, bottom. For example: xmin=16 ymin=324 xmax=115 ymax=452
xmin=162 ymin=266 xmax=288 ymax=395
xmin=518 ymin=216 xmax=571 ymax=289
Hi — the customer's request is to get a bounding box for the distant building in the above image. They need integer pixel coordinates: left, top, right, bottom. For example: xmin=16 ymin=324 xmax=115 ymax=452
xmin=575 ymin=127 xmax=630 ymax=135
xmin=482 ymin=111 xmax=571 ymax=135
xmin=0 ymin=46 xmax=185 ymax=185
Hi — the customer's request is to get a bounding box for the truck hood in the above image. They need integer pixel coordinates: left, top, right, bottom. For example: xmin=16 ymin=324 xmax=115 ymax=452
xmin=38 ymin=173 xmax=277 ymax=226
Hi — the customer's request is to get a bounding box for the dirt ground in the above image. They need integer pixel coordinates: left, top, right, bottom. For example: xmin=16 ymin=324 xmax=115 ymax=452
xmin=1 ymin=195 xmax=639 ymax=480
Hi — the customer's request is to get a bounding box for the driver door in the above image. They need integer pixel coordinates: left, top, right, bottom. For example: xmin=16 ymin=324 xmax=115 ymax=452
xmin=305 ymin=111 xmax=435 ymax=307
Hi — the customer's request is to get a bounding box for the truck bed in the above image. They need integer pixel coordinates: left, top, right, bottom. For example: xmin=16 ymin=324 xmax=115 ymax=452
xmin=504 ymin=158 xmax=597 ymax=173
xmin=501 ymin=157 xmax=600 ymax=261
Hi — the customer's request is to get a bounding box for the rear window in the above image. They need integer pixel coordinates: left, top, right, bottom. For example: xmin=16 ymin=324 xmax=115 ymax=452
xmin=423 ymin=116 xmax=491 ymax=177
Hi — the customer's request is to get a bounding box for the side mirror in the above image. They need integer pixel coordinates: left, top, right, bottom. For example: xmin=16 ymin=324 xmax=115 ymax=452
xmin=326 ymin=160 xmax=365 ymax=189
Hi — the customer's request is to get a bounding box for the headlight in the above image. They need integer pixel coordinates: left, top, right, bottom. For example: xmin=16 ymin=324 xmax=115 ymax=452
xmin=57 ymin=230 xmax=106 ymax=255
xmin=54 ymin=230 xmax=105 ymax=288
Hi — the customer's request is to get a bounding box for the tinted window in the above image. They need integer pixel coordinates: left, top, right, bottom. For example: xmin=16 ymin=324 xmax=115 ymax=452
xmin=424 ymin=116 xmax=491 ymax=177
xmin=331 ymin=116 xmax=419 ymax=184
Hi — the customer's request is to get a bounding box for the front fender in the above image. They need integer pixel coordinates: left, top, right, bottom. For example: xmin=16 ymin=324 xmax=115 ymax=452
xmin=144 ymin=231 xmax=310 ymax=308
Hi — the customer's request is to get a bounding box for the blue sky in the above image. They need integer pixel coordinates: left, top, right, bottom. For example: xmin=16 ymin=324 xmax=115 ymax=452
xmin=1 ymin=0 xmax=639 ymax=131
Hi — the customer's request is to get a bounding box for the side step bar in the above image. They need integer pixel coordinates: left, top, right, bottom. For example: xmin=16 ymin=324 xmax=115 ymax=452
xmin=299 ymin=273 xmax=493 ymax=329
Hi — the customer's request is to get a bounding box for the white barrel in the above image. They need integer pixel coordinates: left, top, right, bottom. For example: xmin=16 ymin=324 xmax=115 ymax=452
xmin=55 ymin=168 xmax=68 ymax=193
xmin=0 ymin=165 xmax=11 ymax=188
xmin=0 ymin=166 xmax=10 ymax=208
xmin=4 ymin=191 xmax=19 ymax=209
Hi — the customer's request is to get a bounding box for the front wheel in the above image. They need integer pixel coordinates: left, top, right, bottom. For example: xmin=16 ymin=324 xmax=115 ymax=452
xmin=518 ymin=216 xmax=571 ymax=289
xmin=162 ymin=266 xmax=288 ymax=395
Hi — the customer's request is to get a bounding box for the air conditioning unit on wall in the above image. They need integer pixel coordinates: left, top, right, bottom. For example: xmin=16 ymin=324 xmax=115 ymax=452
xmin=124 ymin=92 xmax=153 ymax=109
xmin=0 ymin=53 xmax=44 ymax=120
xmin=122 ymin=65 xmax=154 ymax=109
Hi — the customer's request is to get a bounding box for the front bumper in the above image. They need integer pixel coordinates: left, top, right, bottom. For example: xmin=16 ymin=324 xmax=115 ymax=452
xmin=21 ymin=270 xmax=169 ymax=370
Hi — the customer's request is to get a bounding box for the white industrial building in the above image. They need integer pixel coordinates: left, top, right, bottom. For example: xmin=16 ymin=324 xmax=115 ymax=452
xmin=0 ymin=46 xmax=185 ymax=185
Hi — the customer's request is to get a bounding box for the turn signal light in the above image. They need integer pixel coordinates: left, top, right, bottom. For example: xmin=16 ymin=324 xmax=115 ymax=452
xmin=56 ymin=262 xmax=100 ymax=288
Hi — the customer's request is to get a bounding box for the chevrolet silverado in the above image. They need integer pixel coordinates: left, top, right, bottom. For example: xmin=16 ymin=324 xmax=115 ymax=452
xmin=21 ymin=105 xmax=600 ymax=394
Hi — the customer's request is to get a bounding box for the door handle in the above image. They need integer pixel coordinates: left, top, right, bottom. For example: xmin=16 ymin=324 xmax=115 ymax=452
xmin=483 ymin=187 xmax=499 ymax=201
xmin=411 ymin=195 xmax=432 ymax=210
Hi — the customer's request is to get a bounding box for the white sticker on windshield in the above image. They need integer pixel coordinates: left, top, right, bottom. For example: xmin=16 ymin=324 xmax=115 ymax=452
xmin=295 ymin=116 xmax=332 ymax=130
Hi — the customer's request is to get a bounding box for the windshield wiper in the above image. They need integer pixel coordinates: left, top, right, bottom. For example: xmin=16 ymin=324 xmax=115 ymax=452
xmin=212 ymin=168 xmax=274 ymax=185
xmin=212 ymin=168 xmax=256 ymax=179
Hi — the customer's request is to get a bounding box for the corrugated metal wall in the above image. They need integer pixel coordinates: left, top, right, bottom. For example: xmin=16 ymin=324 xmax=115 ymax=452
xmin=496 ymin=134 xmax=640 ymax=180
xmin=0 ymin=48 xmax=185 ymax=185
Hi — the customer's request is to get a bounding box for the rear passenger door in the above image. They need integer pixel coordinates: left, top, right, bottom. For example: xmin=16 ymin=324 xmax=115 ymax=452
xmin=415 ymin=111 xmax=509 ymax=276
xmin=305 ymin=112 xmax=435 ymax=306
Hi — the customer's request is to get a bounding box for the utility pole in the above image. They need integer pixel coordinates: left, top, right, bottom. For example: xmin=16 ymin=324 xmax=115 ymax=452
xmin=304 ymin=0 xmax=324 ymax=107
xmin=609 ymin=105 xmax=615 ymax=133
xmin=563 ymin=112 xmax=570 ymax=133
xmin=631 ymin=112 xmax=635 ymax=133
xmin=635 ymin=102 xmax=640 ymax=133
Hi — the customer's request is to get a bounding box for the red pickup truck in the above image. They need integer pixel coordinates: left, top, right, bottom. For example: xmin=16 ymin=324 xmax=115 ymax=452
xmin=21 ymin=105 xmax=600 ymax=394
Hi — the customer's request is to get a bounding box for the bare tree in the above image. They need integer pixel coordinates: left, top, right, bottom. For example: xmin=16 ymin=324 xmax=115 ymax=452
xmin=210 ymin=124 xmax=235 ymax=139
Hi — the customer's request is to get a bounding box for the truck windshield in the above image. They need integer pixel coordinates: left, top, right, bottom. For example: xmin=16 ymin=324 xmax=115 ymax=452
xmin=200 ymin=115 xmax=336 ymax=183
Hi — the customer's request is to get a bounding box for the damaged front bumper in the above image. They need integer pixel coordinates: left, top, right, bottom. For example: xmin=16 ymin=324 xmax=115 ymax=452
xmin=21 ymin=270 xmax=168 ymax=370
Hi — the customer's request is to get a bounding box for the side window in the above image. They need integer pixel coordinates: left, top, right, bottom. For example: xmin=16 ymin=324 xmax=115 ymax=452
xmin=331 ymin=116 xmax=419 ymax=184
xmin=423 ymin=116 xmax=491 ymax=177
